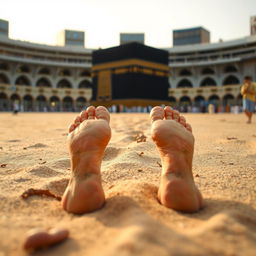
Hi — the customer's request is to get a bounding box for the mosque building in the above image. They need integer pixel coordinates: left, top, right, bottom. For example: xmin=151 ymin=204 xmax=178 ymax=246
xmin=0 ymin=18 xmax=256 ymax=112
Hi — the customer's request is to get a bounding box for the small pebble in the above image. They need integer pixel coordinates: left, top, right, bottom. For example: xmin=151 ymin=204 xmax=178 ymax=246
xmin=23 ymin=228 xmax=69 ymax=251
xmin=226 ymin=137 xmax=237 ymax=140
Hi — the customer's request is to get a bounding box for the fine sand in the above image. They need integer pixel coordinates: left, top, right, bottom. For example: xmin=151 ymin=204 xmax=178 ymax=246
xmin=0 ymin=112 xmax=256 ymax=256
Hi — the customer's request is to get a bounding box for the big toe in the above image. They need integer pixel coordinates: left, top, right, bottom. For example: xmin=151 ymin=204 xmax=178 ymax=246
xmin=150 ymin=106 xmax=164 ymax=122
xmin=96 ymin=106 xmax=110 ymax=123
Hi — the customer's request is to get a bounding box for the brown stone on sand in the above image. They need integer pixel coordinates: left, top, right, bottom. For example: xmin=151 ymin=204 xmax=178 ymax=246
xmin=23 ymin=228 xmax=69 ymax=250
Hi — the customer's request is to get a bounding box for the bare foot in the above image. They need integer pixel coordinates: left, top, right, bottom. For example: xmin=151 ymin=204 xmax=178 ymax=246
xmin=62 ymin=106 xmax=111 ymax=214
xmin=150 ymin=106 xmax=204 ymax=213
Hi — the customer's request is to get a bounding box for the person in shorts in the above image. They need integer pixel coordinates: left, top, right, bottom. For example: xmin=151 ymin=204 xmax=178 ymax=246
xmin=241 ymin=76 xmax=256 ymax=123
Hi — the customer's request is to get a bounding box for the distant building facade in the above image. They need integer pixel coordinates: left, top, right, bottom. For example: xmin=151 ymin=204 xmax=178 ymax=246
xmin=1 ymin=18 xmax=256 ymax=113
xmin=57 ymin=30 xmax=85 ymax=47
xmin=120 ymin=33 xmax=145 ymax=45
xmin=251 ymin=16 xmax=256 ymax=36
xmin=173 ymin=27 xmax=210 ymax=46
xmin=0 ymin=19 xmax=9 ymax=37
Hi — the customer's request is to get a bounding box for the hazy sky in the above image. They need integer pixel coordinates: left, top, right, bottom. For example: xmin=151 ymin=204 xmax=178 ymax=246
xmin=0 ymin=0 xmax=256 ymax=49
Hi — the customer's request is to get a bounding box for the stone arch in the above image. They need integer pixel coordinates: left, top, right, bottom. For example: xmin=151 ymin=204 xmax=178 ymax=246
xmin=15 ymin=75 xmax=31 ymax=86
xmin=223 ymin=94 xmax=235 ymax=112
xmin=179 ymin=69 xmax=192 ymax=76
xmin=223 ymin=94 xmax=235 ymax=106
xmin=76 ymin=96 xmax=87 ymax=111
xmin=237 ymin=94 xmax=243 ymax=106
xmin=168 ymin=96 xmax=176 ymax=107
xmin=200 ymin=77 xmax=217 ymax=87
xmin=224 ymin=65 xmax=238 ymax=73
xmin=38 ymin=68 xmax=51 ymax=75
xmin=0 ymin=63 xmax=9 ymax=71
xmin=177 ymin=79 xmax=193 ymax=88
xmin=78 ymin=80 xmax=92 ymax=88
xmin=0 ymin=92 xmax=8 ymax=99
xmin=201 ymin=68 xmax=214 ymax=75
xmin=223 ymin=75 xmax=240 ymax=85
xmin=0 ymin=73 xmax=10 ymax=84
xmin=0 ymin=92 xmax=8 ymax=111
xmin=23 ymin=95 xmax=33 ymax=111
xmin=10 ymin=94 xmax=21 ymax=110
xmin=19 ymin=65 xmax=30 ymax=73
xmin=62 ymin=96 xmax=74 ymax=112
xmin=179 ymin=96 xmax=191 ymax=105
xmin=194 ymin=95 xmax=205 ymax=104
xmin=10 ymin=94 xmax=20 ymax=101
xmin=208 ymin=95 xmax=220 ymax=104
xmin=80 ymin=70 xmax=91 ymax=77
xmin=36 ymin=77 xmax=52 ymax=87
xmin=50 ymin=96 xmax=61 ymax=111
xmin=36 ymin=95 xmax=47 ymax=112
xmin=179 ymin=96 xmax=191 ymax=112
xmin=57 ymin=79 xmax=72 ymax=88
xmin=59 ymin=69 xmax=71 ymax=76
xmin=194 ymin=95 xmax=206 ymax=112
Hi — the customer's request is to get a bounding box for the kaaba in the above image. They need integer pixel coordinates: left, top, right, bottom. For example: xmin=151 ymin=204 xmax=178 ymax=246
xmin=91 ymin=42 xmax=170 ymax=107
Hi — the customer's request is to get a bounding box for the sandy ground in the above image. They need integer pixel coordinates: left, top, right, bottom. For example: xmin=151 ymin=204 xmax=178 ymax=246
xmin=0 ymin=112 xmax=256 ymax=256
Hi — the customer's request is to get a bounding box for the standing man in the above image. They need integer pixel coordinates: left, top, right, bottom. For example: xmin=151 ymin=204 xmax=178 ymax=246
xmin=241 ymin=76 xmax=256 ymax=123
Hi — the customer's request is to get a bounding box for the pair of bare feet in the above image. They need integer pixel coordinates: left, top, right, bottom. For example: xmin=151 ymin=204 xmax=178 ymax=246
xmin=61 ymin=106 xmax=204 ymax=214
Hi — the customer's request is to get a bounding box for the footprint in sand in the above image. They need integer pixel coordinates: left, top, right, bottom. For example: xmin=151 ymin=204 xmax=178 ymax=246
xmin=26 ymin=143 xmax=48 ymax=149
xmin=14 ymin=178 xmax=31 ymax=183
xmin=191 ymin=210 xmax=256 ymax=239
xmin=27 ymin=165 xmax=60 ymax=177
xmin=103 ymin=147 xmax=124 ymax=161
xmin=103 ymin=212 xmax=209 ymax=256
xmin=7 ymin=139 xmax=21 ymax=143
xmin=49 ymin=158 xmax=70 ymax=169
xmin=189 ymin=210 xmax=256 ymax=253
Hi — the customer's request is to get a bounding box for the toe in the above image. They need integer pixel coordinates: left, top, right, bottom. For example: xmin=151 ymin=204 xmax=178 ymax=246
xmin=74 ymin=116 xmax=81 ymax=124
xmin=79 ymin=110 xmax=88 ymax=121
xmin=74 ymin=122 xmax=80 ymax=128
xmin=172 ymin=110 xmax=180 ymax=122
xmin=164 ymin=106 xmax=173 ymax=120
xmin=96 ymin=106 xmax=110 ymax=123
xmin=179 ymin=116 xmax=186 ymax=127
xmin=150 ymin=106 xmax=164 ymax=122
xmin=68 ymin=123 xmax=76 ymax=133
xmin=185 ymin=123 xmax=193 ymax=132
xmin=86 ymin=106 xmax=96 ymax=119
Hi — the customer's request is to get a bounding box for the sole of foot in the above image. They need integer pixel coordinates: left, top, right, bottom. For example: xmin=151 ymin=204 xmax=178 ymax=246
xmin=150 ymin=106 xmax=204 ymax=213
xmin=62 ymin=106 xmax=111 ymax=214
